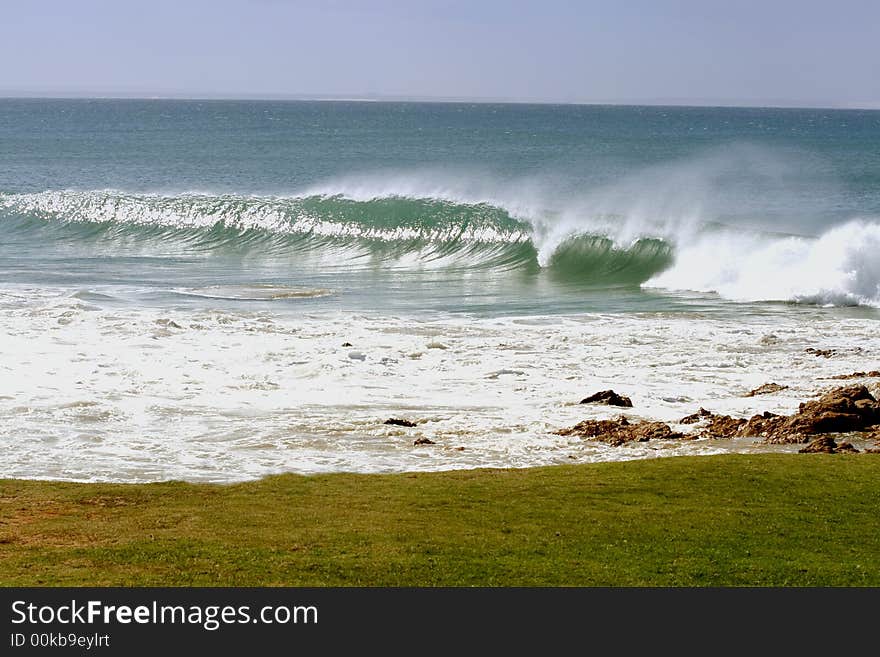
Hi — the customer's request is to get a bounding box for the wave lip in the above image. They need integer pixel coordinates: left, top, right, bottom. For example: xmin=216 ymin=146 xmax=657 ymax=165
xmin=547 ymin=234 xmax=673 ymax=285
xmin=0 ymin=188 xmax=530 ymax=241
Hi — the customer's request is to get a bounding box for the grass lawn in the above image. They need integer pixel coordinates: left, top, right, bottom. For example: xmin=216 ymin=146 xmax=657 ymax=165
xmin=1 ymin=454 xmax=878 ymax=586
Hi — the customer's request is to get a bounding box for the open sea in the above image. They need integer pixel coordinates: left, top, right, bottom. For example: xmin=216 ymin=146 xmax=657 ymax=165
xmin=1 ymin=99 xmax=879 ymax=482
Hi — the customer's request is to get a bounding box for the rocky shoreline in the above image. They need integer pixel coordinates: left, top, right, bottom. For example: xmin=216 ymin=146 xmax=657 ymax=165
xmin=555 ymin=377 xmax=880 ymax=455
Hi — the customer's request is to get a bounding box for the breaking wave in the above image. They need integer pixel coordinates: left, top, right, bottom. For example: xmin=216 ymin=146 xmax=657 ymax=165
xmin=1 ymin=188 xmax=878 ymax=305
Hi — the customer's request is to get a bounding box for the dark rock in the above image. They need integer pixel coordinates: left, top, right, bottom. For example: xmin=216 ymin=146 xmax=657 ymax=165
xmin=745 ymin=383 xmax=788 ymax=397
xmin=829 ymin=370 xmax=880 ymax=380
xmin=805 ymin=347 xmax=836 ymax=358
xmin=799 ymin=436 xmax=838 ymax=453
xmin=341 ymin=342 xmax=353 ymax=347
xmin=701 ymin=414 xmax=747 ymax=439
xmin=797 ymin=436 xmax=860 ymax=454
xmin=384 ymin=418 xmax=417 ymax=427
xmin=678 ymin=386 xmax=880 ymax=444
xmin=798 ymin=411 xmax=867 ymax=434
xmin=579 ymin=390 xmax=633 ymax=407
xmin=561 ymin=385 xmax=880 ymax=449
xmin=555 ymin=415 xmax=682 ymax=446
xmin=795 ymin=385 xmax=879 ymax=428
xmin=680 ymin=407 xmax=713 ymax=424
xmin=735 ymin=386 xmax=880 ymax=444
xmin=413 ymin=437 xmax=435 ymax=446
xmin=738 ymin=412 xmax=796 ymax=443
xmin=557 ymin=417 xmax=626 ymax=438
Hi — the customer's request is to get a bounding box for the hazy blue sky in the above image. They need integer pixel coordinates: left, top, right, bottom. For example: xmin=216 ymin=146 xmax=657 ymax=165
xmin=3 ymin=0 xmax=879 ymax=107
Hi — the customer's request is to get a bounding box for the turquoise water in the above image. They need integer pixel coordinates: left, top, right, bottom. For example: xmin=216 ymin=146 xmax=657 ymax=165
xmin=2 ymin=100 xmax=880 ymax=482
xmin=2 ymin=99 xmax=879 ymax=316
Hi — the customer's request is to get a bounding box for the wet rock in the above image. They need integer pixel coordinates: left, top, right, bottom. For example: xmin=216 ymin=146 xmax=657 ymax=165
xmin=556 ymin=418 xmax=621 ymax=438
xmin=829 ymin=370 xmax=880 ymax=380
xmin=341 ymin=342 xmax=353 ymax=347
xmin=701 ymin=414 xmax=748 ymax=439
xmin=413 ymin=437 xmax=436 ymax=446
xmin=745 ymin=383 xmax=788 ymax=397
xmin=680 ymin=407 xmax=713 ymax=424
xmin=579 ymin=390 xmax=633 ymax=408
xmin=799 ymin=411 xmax=868 ymax=434
xmin=736 ymin=386 xmax=880 ymax=444
xmin=738 ymin=412 xmax=794 ymax=443
xmin=559 ymin=385 xmax=880 ymax=449
xmin=799 ymin=436 xmax=838 ymax=454
xmin=794 ymin=385 xmax=880 ymax=429
xmin=384 ymin=418 xmax=417 ymax=427
xmin=555 ymin=416 xmax=682 ymax=447
xmin=798 ymin=436 xmax=859 ymax=454
xmin=805 ymin=347 xmax=836 ymax=358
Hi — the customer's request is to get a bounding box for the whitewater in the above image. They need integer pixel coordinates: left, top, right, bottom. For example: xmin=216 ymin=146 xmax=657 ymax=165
xmin=1 ymin=99 xmax=879 ymax=482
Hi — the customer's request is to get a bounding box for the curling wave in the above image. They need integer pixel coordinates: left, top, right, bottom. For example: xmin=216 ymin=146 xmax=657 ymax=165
xmin=0 ymin=189 xmax=673 ymax=285
xmin=1 ymin=189 xmax=879 ymax=305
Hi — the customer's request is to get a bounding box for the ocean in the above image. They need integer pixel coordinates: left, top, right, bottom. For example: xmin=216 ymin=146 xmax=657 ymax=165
xmin=1 ymin=98 xmax=879 ymax=482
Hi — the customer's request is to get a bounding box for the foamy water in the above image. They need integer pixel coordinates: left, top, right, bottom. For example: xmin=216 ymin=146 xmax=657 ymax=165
xmin=2 ymin=286 xmax=877 ymax=482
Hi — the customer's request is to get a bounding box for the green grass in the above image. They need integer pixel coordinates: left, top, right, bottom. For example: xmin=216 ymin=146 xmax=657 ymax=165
xmin=2 ymin=454 xmax=878 ymax=586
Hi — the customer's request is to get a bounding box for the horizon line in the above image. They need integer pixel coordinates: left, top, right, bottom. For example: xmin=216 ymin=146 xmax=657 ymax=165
xmin=0 ymin=89 xmax=878 ymax=112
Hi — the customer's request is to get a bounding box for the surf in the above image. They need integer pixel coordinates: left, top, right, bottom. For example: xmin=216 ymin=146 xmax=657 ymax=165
xmin=2 ymin=188 xmax=879 ymax=305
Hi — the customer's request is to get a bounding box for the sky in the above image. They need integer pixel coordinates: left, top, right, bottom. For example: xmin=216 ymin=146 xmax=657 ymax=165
xmin=2 ymin=0 xmax=879 ymax=107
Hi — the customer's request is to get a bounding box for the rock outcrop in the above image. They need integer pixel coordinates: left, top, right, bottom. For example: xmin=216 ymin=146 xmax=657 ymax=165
xmin=555 ymin=416 xmax=682 ymax=446
xmin=799 ymin=436 xmax=860 ymax=454
xmin=579 ymin=390 xmax=633 ymax=407
xmin=745 ymin=383 xmax=788 ymax=397
xmin=829 ymin=370 xmax=880 ymax=380
xmin=702 ymin=414 xmax=749 ymax=439
xmin=679 ymin=385 xmax=880 ymax=445
xmin=780 ymin=385 xmax=880 ymax=436
xmin=805 ymin=347 xmax=836 ymax=358
xmin=384 ymin=418 xmax=417 ymax=427
xmin=680 ymin=408 xmax=713 ymax=424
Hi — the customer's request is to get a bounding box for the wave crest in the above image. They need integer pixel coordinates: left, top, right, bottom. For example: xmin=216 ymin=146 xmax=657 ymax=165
xmin=0 ymin=189 xmax=672 ymax=285
xmin=2 ymin=189 xmax=879 ymax=305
